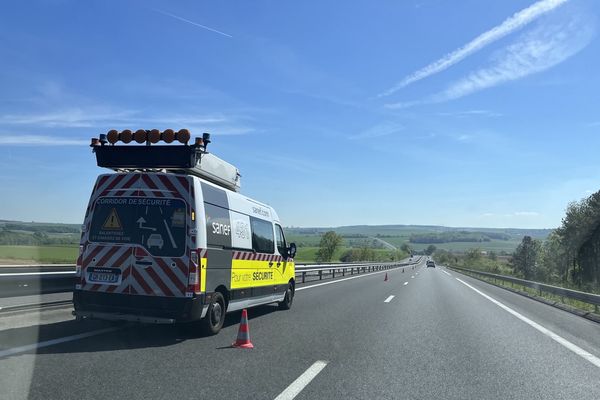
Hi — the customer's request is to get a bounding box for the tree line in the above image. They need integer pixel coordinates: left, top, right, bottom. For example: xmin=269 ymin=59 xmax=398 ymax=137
xmin=511 ymin=191 xmax=600 ymax=291
xmin=435 ymin=190 xmax=600 ymax=293
xmin=314 ymin=231 xmax=407 ymax=262
xmin=409 ymin=231 xmax=510 ymax=244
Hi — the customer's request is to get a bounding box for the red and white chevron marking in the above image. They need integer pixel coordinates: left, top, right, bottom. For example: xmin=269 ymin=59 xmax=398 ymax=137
xmin=232 ymin=251 xmax=284 ymax=262
xmin=80 ymin=172 xmax=196 ymax=298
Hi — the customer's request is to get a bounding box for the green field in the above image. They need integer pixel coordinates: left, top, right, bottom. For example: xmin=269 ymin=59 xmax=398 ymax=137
xmin=0 ymin=245 xmax=78 ymax=264
xmin=294 ymin=246 xmax=403 ymax=263
xmin=0 ymin=220 xmax=552 ymax=264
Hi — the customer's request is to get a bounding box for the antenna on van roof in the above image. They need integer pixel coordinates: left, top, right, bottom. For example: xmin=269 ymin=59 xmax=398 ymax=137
xmin=202 ymin=133 xmax=211 ymax=150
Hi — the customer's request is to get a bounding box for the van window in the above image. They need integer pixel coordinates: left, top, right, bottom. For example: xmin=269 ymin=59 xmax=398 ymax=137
xmin=250 ymin=217 xmax=274 ymax=254
xmin=275 ymin=224 xmax=286 ymax=255
xmin=89 ymin=196 xmax=187 ymax=257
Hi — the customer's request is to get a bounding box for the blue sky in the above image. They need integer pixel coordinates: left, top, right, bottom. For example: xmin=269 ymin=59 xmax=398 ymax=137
xmin=1 ymin=0 xmax=599 ymax=229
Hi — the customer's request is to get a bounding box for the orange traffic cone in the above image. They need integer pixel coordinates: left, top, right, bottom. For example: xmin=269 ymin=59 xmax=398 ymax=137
xmin=384 ymin=273 xmax=388 ymax=282
xmin=232 ymin=309 xmax=254 ymax=349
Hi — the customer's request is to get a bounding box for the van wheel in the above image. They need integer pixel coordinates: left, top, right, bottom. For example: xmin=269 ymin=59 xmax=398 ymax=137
xmin=201 ymin=292 xmax=226 ymax=335
xmin=278 ymin=283 xmax=294 ymax=310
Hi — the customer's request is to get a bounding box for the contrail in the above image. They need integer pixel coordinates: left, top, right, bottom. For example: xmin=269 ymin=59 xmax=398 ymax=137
xmin=154 ymin=9 xmax=233 ymax=38
xmin=377 ymin=0 xmax=568 ymax=97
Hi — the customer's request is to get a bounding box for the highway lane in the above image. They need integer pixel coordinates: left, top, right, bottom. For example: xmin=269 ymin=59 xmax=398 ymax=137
xmin=1 ymin=258 xmax=600 ymax=399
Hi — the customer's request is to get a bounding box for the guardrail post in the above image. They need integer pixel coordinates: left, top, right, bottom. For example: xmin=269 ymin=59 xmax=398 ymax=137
xmin=302 ymin=271 xmax=306 ymax=283
xmin=351 ymin=268 xmax=353 ymax=275
xmin=319 ymin=270 xmax=322 ymax=280
xmin=342 ymin=268 xmax=345 ymax=277
xmin=332 ymin=268 xmax=335 ymax=278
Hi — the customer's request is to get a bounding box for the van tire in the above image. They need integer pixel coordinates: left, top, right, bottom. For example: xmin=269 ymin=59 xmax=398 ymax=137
xmin=278 ymin=283 xmax=294 ymax=310
xmin=201 ymin=292 xmax=226 ymax=335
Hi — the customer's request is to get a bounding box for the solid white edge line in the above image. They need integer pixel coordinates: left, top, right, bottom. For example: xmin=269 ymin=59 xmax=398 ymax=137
xmin=403 ymin=282 xmax=408 ymax=285
xmin=0 ymin=327 xmax=119 ymax=359
xmin=441 ymin=270 xmax=452 ymax=276
xmin=384 ymin=295 xmax=395 ymax=303
xmin=274 ymin=360 xmax=328 ymax=400
xmin=456 ymin=277 xmax=600 ymax=369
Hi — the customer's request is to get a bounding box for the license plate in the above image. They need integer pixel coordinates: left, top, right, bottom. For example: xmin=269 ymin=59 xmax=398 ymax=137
xmin=87 ymin=267 xmax=122 ymax=285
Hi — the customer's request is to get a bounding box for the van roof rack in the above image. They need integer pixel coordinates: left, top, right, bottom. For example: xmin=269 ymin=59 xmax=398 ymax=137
xmin=90 ymin=129 xmax=242 ymax=192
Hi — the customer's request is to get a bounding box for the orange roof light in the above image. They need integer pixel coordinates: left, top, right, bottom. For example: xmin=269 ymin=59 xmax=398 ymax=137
xmin=120 ymin=129 xmax=133 ymax=143
xmin=194 ymin=137 xmax=204 ymax=146
xmin=162 ymin=129 xmax=175 ymax=143
xmin=176 ymin=129 xmax=190 ymax=144
xmin=134 ymin=129 xmax=147 ymax=143
xmin=148 ymin=129 xmax=160 ymax=143
xmin=107 ymin=129 xmax=119 ymax=144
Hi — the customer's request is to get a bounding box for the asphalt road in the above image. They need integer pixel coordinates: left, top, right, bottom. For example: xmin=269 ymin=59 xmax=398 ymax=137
xmin=1 ymin=258 xmax=600 ymax=400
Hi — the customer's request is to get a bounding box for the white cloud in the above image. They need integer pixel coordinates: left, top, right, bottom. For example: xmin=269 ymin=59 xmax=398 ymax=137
xmin=434 ymin=20 xmax=593 ymax=102
xmin=0 ymin=135 xmax=88 ymax=146
xmin=386 ymin=13 xmax=594 ymax=108
xmin=0 ymin=108 xmax=138 ymax=128
xmin=481 ymin=211 xmax=540 ymax=217
xmin=0 ymin=108 xmax=231 ymax=128
xmin=0 ymin=107 xmax=254 ymax=137
xmin=437 ymin=110 xmax=503 ymax=118
xmin=514 ymin=211 xmax=540 ymax=216
xmin=350 ymin=122 xmax=404 ymax=140
xmin=378 ymin=0 xmax=568 ymax=97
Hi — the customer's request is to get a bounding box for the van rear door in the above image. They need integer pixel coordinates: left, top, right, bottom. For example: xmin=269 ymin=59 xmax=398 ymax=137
xmin=84 ymin=173 xmax=192 ymax=298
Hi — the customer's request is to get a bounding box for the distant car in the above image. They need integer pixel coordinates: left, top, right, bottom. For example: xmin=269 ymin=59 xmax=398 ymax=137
xmin=426 ymin=260 xmax=435 ymax=268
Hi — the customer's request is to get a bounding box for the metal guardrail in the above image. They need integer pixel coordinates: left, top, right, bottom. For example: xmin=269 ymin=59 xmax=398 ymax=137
xmin=0 ymin=257 xmax=422 ymax=298
xmin=295 ymin=259 xmax=419 ymax=283
xmin=448 ymin=266 xmax=600 ymax=310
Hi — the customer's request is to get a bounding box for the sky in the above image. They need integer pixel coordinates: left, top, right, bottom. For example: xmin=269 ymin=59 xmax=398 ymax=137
xmin=1 ymin=0 xmax=599 ymax=229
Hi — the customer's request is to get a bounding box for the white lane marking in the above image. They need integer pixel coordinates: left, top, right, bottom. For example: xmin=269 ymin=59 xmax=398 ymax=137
xmin=384 ymin=295 xmax=395 ymax=303
xmin=456 ymin=278 xmax=600 ymax=369
xmin=441 ymin=270 xmax=452 ymax=276
xmin=416 ymin=272 xmax=419 ymax=275
xmin=296 ymin=269 xmax=395 ymax=291
xmin=404 ymin=282 xmax=408 ymax=286
xmin=411 ymin=276 xmax=414 ymax=279
xmin=274 ymin=360 xmax=328 ymax=400
xmin=0 ymin=327 xmax=119 ymax=359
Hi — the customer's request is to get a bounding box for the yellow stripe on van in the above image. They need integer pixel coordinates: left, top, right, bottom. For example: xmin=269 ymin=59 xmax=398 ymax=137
xmin=200 ymin=257 xmax=207 ymax=293
xmin=231 ymin=259 xmax=295 ymax=290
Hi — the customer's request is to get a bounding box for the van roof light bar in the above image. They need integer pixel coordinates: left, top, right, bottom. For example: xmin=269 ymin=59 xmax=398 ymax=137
xmin=89 ymin=129 xmax=241 ymax=192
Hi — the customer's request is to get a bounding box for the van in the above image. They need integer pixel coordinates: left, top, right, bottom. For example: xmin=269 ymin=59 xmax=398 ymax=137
xmin=73 ymin=130 xmax=297 ymax=334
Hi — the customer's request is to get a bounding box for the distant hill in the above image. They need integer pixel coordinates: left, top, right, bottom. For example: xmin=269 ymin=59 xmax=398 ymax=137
xmin=284 ymin=224 xmax=552 ymax=255
xmin=285 ymin=224 xmax=552 ymax=239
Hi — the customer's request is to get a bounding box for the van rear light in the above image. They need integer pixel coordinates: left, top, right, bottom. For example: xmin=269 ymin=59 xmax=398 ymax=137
xmin=187 ymin=250 xmax=200 ymax=295
xmin=75 ymin=245 xmax=84 ymax=289
xmin=75 ymin=245 xmax=83 ymax=277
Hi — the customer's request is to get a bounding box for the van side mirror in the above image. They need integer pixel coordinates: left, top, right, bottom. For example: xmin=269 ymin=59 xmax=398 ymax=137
xmin=286 ymin=243 xmax=297 ymax=259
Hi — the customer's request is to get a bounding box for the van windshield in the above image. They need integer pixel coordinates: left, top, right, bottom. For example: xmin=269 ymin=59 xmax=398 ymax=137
xmin=89 ymin=197 xmax=187 ymax=257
